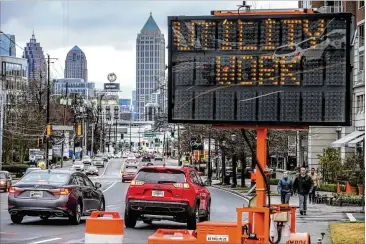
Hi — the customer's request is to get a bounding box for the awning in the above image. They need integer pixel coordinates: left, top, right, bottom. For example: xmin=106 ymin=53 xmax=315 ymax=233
xmin=332 ymin=130 xmax=365 ymax=148
xmin=348 ymin=135 xmax=365 ymax=148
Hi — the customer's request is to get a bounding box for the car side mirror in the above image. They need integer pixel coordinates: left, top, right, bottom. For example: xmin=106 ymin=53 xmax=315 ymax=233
xmin=94 ymin=182 xmax=102 ymax=189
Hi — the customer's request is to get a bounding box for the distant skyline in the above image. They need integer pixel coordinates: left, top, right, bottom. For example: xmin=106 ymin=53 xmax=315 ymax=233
xmin=0 ymin=1 xmax=298 ymax=98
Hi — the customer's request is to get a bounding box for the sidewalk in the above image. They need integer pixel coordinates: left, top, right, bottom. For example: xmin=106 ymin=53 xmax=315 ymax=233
xmin=211 ymin=184 xmax=364 ymax=244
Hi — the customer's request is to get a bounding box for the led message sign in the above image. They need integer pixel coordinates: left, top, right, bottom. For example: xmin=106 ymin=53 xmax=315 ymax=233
xmin=168 ymin=13 xmax=352 ymax=126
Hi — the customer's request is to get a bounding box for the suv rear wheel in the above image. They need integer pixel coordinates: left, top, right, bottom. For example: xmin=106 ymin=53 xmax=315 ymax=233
xmin=187 ymin=203 xmax=199 ymax=230
xmin=124 ymin=211 xmax=137 ymax=228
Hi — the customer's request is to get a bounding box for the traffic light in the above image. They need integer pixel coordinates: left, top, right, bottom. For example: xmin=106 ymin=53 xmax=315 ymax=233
xmin=142 ymin=141 xmax=145 ymax=146
xmin=77 ymin=123 xmax=82 ymax=136
xmin=46 ymin=125 xmax=52 ymax=136
xmin=171 ymin=132 xmax=174 ymax=137
xmin=37 ymin=138 xmax=40 ymax=147
xmin=121 ymin=134 xmax=124 ymax=139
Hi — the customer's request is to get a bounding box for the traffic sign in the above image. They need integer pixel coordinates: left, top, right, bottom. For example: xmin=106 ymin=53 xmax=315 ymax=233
xmin=167 ymin=13 xmax=352 ymax=126
xmin=144 ymin=133 xmax=156 ymax=137
xmin=52 ymin=125 xmax=74 ymax=131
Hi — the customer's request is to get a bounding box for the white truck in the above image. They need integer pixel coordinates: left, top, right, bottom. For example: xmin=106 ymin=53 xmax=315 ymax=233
xmin=29 ymin=149 xmax=45 ymax=164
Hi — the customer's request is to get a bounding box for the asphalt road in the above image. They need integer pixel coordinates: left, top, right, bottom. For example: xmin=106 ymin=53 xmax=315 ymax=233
xmin=0 ymin=158 xmax=249 ymax=244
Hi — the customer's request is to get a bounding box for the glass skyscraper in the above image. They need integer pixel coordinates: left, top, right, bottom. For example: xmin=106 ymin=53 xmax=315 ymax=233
xmin=135 ymin=12 xmax=165 ymax=121
xmin=23 ymin=32 xmax=47 ymax=80
xmin=0 ymin=33 xmax=16 ymax=57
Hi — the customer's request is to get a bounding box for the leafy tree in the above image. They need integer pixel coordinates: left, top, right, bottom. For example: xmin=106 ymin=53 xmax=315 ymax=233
xmin=318 ymin=147 xmax=342 ymax=184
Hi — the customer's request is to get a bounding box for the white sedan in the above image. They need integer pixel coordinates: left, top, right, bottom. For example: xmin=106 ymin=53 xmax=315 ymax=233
xmin=72 ymin=161 xmax=85 ymax=171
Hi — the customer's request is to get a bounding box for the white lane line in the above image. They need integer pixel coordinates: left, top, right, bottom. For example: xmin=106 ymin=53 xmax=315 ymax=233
xmin=97 ymin=160 xmax=112 ymax=178
xmin=211 ymin=187 xmax=249 ymax=203
xmin=29 ymin=238 xmax=62 ymax=244
xmin=346 ymin=213 xmax=357 ymax=222
xmin=102 ymin=181 xmax=117 ymax=193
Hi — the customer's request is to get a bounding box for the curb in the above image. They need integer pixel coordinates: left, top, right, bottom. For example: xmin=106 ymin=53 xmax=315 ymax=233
xmin=211 ymin=185 xmax=251 ymax=201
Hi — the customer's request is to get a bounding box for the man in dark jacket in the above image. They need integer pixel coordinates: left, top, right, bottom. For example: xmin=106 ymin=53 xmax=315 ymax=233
xmin=293 ymin=167 xmax=314 ymax=215
xmin=277 ymin=171 xmax=293 ymax=204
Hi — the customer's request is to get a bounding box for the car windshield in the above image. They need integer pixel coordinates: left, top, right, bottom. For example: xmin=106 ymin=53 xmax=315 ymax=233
xmin=88 ymin=166 xmax=97 ymax=170
xmin=125 ymin=167 xmax=138 ymax=173
xmin=82 ymin=156 xmax=90 ymax=160
xmin=135 ymin=168 xmax=186 ymax=184
xmin=0 ymin=173 xmax=6 ymax=179
xmin=19 ymin=172 xmax=69 ymax=184
xmin=74 ymin=161 xmax=83 ymax=165
xmin=126 ymin=159 xmax=136 ymax=163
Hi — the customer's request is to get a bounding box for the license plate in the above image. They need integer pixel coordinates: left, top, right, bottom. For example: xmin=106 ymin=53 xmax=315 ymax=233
xmin=152 ymin=190 xmax=164 ymax=197
xmin=30 ymin=191 xmax=43 ymax=198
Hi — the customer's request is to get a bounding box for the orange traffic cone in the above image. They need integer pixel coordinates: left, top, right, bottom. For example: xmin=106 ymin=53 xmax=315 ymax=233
xmin=336 ymin=182 xmax=341 ymax=193
xmin=345 ymin=181 xmax=352 ymax=194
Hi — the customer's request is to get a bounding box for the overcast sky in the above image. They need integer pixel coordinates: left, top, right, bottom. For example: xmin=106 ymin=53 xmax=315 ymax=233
xmin=1 ymin=0 xmax=298 ymax=99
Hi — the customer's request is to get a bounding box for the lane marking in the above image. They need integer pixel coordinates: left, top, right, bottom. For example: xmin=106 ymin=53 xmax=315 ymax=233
xmin=102 ymin=181 xmax=117 ymax=193
xmin=29 ymin=238 xmax=62 ymax=244
xmin=210 ymin=186 xmax=249 ymax=203
xmin=346 ymin=213 xmax=357 ymax=222
xmin=96 ymin=159 xmax=112 ymax=178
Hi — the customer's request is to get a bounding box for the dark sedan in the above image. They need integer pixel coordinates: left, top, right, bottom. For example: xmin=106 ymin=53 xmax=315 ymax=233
xmin=8 ymin=169 xmax=105 ymax=225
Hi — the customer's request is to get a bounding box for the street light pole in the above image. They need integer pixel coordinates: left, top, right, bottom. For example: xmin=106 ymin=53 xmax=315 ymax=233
xmin=207 ymin=130 xmax=212 ymax=186
xmin=46 ymin=54 xmax=51 ymax=168
xmin=60 ymin=82 xmax=68 ymax=168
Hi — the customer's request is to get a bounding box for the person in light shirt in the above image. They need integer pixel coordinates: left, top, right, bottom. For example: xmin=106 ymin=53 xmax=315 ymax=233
xmin=309 ymin=168 xmax=320 ymax=204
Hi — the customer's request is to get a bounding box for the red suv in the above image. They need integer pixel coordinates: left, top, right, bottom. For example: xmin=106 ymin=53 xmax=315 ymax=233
xmin=124 ymin=166 xmax=211 ymax=229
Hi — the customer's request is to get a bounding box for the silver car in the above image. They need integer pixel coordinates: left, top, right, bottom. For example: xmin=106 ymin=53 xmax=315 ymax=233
xmin=85 ymin=166 xmax=99 ymax=176
xmin=72 ymin=161 xmax=84 ymax=171
xmin=92 ymin=159 xmax=104 ymax=168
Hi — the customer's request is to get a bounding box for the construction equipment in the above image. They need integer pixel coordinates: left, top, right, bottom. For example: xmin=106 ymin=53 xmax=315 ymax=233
xmin=149 ymin=3 xmax=352 ymax=244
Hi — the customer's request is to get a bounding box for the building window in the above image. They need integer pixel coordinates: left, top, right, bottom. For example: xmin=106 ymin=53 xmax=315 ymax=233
xmin=359 ymin=1 xmax=365 ymax=8
xmin=359 ymin=23 xmax=365 ymax=48
xmin=360 ymin=51 xmax=364 ymax=72
xmin=357 ymin=95 xmax=365 ymax=113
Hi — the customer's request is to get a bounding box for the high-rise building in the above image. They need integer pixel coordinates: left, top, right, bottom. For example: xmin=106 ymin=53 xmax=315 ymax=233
xmin=53 ymin=78 xmax=95 ymax=98
xmin=64 ymin=45 xmax=88 ymax=81
xmin=23 ymin=32 xmax=47 ymax=81
xmin=297 ymin=1 xmax=365 ymax=169
xmin=0 ymin=33 xmax=16 ymax=57
xmin=135 ymin=12 xmax=165 ymax=121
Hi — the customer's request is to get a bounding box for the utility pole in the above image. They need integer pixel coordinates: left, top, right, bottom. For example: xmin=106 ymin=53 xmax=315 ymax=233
xmin=207 ymin=130 xmax=212 ymax=185
xmin=73 ymin=94 xmax=77 ymax=160
xmin=177 ymin=125 xmax=181 ymax=166
xmin=129 ymin=120 xmax=132 ymax=152
xmin=108 ymin=121 xmax=111 ymax=153
xmin=45 ymin=54 xmax=51 ymax=169
xmin=61 ymin=82 xmax=68 ymax=168
xmin=0 ymin=92 xmax=6 ymax=171
xmin=91 ymin=123 xmax=94 ymax=158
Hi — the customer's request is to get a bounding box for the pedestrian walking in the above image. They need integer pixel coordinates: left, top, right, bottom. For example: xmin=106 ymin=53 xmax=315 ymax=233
xmin=293 ymin=167 xmax=314 ymax=215
xmin=309 ymin=168 xmax=320 ymax=204
xmin=277 ymin=171 xmax=293 ymax=204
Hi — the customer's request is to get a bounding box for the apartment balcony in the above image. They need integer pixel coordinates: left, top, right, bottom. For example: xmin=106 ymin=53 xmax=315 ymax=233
xmin=318 ymin=6 xmax=344 ymax=13
xmin=354 ymin=70 xmax=365 ymax=87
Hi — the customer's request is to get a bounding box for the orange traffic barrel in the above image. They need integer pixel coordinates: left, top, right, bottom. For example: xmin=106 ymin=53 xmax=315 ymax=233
xmin=85 ymin=211 xmax=124 ymax=243
xmin=148 ymin=229 xmax=197 ymax=244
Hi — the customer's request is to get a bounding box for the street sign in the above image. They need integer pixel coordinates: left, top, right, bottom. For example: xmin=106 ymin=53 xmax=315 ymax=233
xmin=104 ymin=83 xmax=120 ymax=90
xmin=144 ymin=132 xmax=156 ymax=137
xmin=167 ymin=13 xmax=352 ymax=126
xmin=52 ymin=125 xmax=74 ymax=131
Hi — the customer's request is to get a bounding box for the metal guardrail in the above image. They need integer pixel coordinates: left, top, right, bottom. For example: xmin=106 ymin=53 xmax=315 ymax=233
xmin=318 ymin=6 xmax=344 ymax=13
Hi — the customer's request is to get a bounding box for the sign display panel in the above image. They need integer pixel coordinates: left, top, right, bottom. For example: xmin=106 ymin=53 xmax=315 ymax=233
xmin=167 ymin=13 xmax=352 ymax=126
xmin=104 ymin=83 xmax=120 ymax=90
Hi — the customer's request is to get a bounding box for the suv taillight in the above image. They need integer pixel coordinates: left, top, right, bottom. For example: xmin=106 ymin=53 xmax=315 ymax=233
xmin=173 ymin=183 xmax=190 ymax=189
xmin=9 ymin=186 xmax=22 ymax=193
xmin=130 ymin=180 xmax=144 ymax=186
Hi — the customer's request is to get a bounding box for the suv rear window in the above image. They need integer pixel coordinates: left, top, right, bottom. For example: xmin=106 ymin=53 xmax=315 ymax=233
xmin=125 ymin=167 xmax=138 ymax=173
xmin=136 ymin=168 xmax=186 ymax=184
